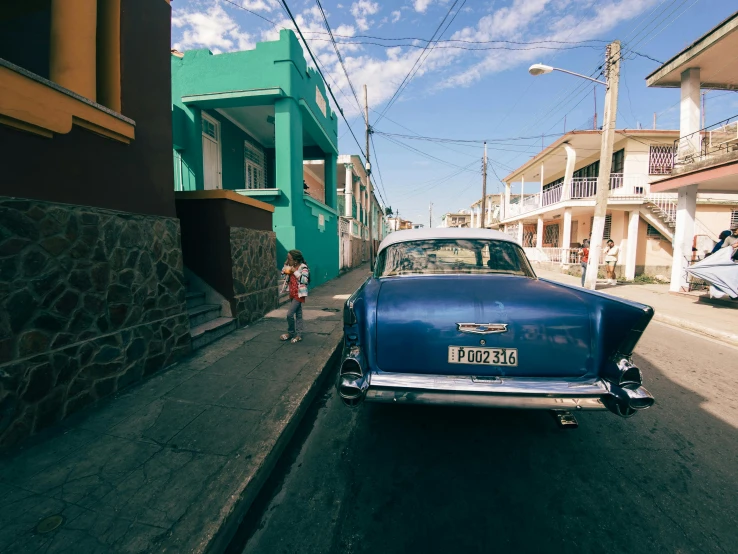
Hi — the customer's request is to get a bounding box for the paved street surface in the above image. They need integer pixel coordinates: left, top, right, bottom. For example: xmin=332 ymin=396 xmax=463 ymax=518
xmin=239 ymin=323 xmax=738 ymax=554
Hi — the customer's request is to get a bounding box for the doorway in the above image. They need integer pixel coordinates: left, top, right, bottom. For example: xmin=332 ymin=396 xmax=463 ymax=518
xmin=202 ymin=113 xmax=222 ymax=190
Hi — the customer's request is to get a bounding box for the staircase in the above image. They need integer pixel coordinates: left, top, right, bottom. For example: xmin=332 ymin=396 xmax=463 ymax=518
xmin=642 ymin=195 xmax=718 ymax=245
xmin=185 ymin=281 xmax=237 ymax=351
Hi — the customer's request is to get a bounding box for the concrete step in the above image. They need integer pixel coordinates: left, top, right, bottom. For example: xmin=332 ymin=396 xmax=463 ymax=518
xmin=186 ymin=291 xmax=206 ymax=310
xmin=190 ymin=317 xmax=237 ymax=350
xmin=187 ymin=303 xmax=222 ymax=328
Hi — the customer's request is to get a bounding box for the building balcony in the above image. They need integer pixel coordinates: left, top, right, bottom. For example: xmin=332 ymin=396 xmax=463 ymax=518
xmin=672 ymin=115 xmax=738 ymax=175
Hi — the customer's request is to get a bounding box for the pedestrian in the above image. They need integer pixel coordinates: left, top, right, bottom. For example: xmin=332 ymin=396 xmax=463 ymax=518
xmin=708 ymin=230 xmax=732 ymax=256
xmin=280 ymin=250 xmax=310 ymax=344
xmin=580 ymin=239 xmax=590 ymax=287
xmin=720 ymin=225 xmax=738 ymax=251
xmin=604 ymin=239 xmax=619 ymax=285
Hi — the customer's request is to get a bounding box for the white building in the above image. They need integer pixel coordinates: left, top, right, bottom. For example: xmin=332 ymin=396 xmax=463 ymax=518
xmin=469 ymin=194 xmax=504 ymax=228
xmin=498 ymin=129 xmax=738 ymax=280
xmin=440 ymin=210 xmax=472 ymax=228
xmin=646 ymin=11 xmax=738 ymax=292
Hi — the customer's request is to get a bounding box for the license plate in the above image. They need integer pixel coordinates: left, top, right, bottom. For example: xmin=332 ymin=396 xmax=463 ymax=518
xmin=448 ymin=346 xmax=518 ymax=366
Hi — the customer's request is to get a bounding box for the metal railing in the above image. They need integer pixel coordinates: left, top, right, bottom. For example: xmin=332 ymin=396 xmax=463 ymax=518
xmin=525 ymin=247 xmax=608 ymax=265
xmin=674 ymin=114 xmax=738 ymax=167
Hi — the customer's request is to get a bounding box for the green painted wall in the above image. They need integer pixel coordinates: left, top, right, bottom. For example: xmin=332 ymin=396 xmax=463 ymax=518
xmin=171 ymin=30 xmax=340 ymax=288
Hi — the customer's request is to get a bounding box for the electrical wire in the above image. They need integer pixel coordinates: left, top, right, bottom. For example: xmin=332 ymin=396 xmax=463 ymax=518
xmin=277 ymin=0 xmax=367 ymax=162
xmin=314 ymin=0 xmax=365 ymax=118
xmin=375 ymin=0 xmax=463 ymax=124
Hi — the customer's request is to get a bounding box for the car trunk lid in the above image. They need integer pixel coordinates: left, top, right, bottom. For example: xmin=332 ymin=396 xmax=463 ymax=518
xmin=375 ymin=275 xmax=592 ymax=377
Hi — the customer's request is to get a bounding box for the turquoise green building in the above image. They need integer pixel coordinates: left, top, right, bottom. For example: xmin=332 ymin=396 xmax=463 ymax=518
xmin=171 ymin=30 xmax=339 ymax=287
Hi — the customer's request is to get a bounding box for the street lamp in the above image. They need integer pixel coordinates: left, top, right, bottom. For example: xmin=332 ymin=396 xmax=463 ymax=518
xmin=527 ymin=42 xmax=621 ymax=291
xmin=528 ymin=63 xmax=607 ymax=85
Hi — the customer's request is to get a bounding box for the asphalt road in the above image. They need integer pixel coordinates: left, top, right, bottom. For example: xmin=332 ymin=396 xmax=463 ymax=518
xmin=234 ymin=322 xmax=738 ymax=554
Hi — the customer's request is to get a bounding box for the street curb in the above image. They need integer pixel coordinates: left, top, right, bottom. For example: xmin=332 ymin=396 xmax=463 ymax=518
xmin=652 ymin=312 xmax=738 ymax=348
xmin=205 ymin=325 xmax=344 ymax=554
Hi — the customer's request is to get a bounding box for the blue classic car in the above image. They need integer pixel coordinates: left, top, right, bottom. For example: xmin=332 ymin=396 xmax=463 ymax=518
xmin=337 ymin=228 xmax=655 ymax=428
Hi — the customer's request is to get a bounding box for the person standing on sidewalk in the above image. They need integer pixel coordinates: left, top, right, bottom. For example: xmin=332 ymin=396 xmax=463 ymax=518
xmin=280 ymin=250 xmax=310 ymax=344
xmin=580 ymin=239 xmax=590 ymax=287
xmin=604 ymin=239 xmax=620 ymax=285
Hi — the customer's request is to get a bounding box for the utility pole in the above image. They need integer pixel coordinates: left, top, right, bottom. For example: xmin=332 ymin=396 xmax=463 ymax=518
xmin=364 ymin=84 xmax=373 ymax=268
xmin=701 ymin=92 xmax=706 ymax=129
xmin=584 ymin=40 xmax=620 ymax=290
xmin=653 ymin=112 xmax=657 ymax=130
xmin=481 ymin=141 xmax=487 ymax=228
xmin=429 ymin=202 xmax=433 ymax=228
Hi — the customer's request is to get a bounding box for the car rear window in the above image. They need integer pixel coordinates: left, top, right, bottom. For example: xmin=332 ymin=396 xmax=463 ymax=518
xmin=375 ymin=239 xmax=536 ymax=278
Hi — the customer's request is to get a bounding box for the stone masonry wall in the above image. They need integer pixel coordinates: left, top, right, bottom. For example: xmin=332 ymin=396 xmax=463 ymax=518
xmin=231 ymin=228 xmax=278 ymax=327
xmin=0 ymin=198 xmax=190 ymax=448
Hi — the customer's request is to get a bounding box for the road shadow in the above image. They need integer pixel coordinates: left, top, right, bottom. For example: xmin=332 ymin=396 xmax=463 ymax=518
xmin=326 ymin=349 xmax=738 ymax=554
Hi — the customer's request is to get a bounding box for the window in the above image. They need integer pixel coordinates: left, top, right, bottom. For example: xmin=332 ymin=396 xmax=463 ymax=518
xmin=649 ymin=145 xmax=675 ymax=175
xmin=202 ymin=118 xmax=218 ymax=140
xmin=375 ymin=239 xmax=535 ymax=278
xmin=244 ymin=137 xmax=266 ymax=189
xmin=731 ymin=209 xmax=738 ymax=228
xmin=543 ymin=224 xmax=559 ymax=246
xmin=590 ymin=214 xmax=612 ymax=240
xmin=611 ymin=149 xmax=625 ymax=174
xmin=647 ymin=224 xmax=664 ymax=239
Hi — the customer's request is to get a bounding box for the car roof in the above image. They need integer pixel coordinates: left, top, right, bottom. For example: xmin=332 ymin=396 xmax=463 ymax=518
xmin=377 ymin=228 xmax=519 ymax=255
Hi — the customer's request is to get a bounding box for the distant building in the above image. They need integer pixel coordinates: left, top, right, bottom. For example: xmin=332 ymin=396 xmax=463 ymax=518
xmin=412 ymin=223 xmax=425 ymax=229
xmin=440 ymin=210 xmax=472 ymax=228
xmin=387 ymin=217 xmax=413 ymax=231
xmin=469 ymin=194 xmax=504 ymax=228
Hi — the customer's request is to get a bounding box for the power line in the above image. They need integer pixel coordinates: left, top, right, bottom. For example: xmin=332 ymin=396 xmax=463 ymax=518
xmin=221 ymin=0 xmax=279 ymax=25
xmin=277 ymin=0 xmax=367 ymax=162
xmin=306 ymin=39 xmax=606 ymax=52
xmin=314 ymin=0 xmax=364 ymax=118
xmin=369 ymin=135 xmax=390 ymax=208
xmin=377 ymin=133 xmax=480 ymax=173
xmin=375 ymin=0 xmax=463 ymax=124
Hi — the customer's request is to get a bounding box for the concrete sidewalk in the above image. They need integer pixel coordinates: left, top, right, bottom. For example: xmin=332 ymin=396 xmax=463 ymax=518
xmin=536 ymin=269 xmax=738 ymax=347
xmin=0 ymin=266 xmax=370 ymax=554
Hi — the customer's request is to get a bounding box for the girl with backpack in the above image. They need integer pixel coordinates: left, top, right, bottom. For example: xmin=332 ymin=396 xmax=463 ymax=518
xmin=280 ymin=249 xmax=310 ymax=344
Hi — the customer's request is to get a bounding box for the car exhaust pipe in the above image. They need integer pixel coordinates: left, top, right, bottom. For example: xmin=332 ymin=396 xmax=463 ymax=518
xmin=603 ymin=382 xmax=655 ymax=418
xmin=337 ymin=358 xmax=368 ymax=407
xmin=602 ymin=358 xmax=643 ymax=389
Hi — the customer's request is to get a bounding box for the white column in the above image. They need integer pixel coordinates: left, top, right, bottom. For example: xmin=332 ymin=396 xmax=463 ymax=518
xmin=344 ymin=164 xmax=353 ymax=218
xmin=520 ymin=176 xmax=525 ymax=207
xmin=504 ymin=183 xmax=511 ymax=220
xmin=669 ymin=184 xmax=698 ymax=292
xmin=680 ymin=68 xmax=701 ymax=153
xmin=625 ymin=210 xmax=639 ymax=281
xmin=561 ymin=208 xmax=572 ymax=266
xmin=562 ymin=144 xmax=576 ymax=201
xmin=516 ymin=222 xmax=524 ymax=245
xmin=536 ymin=217 xmax=544 ymax=249
xmin=539 ymin=164 xmax=545 ymax=207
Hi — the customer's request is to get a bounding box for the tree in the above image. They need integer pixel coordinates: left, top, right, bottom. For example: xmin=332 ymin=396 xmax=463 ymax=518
xmin=385 ymin=207 xmax=393 ymax=216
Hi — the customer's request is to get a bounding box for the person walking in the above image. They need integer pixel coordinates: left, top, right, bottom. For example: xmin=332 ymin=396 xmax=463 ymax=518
xmin=604 ymin=239 xmax=620 ymax=285
xmin=280 ymin=250 xmax=310 ymax=344
xmin=580 ymin=239 xmax=590 ymax=287
xmin=708 ymin=230 xmax=732 ymax=256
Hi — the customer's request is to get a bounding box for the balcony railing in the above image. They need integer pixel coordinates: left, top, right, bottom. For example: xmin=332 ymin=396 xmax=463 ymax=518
xmin=674 ymin=114 xmax=738 ymax=168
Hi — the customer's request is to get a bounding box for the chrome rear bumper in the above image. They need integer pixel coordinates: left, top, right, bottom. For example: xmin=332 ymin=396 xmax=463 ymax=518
xmin=338 ymin=372 xmax=654 ymax=417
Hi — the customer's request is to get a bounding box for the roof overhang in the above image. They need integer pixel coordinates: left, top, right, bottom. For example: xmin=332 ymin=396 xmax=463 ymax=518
xmin=650 ymin=159 xmax=738 ymax=193
xmin=646 ymin=12 xmax=738 ymax=90
xmin=503 ymin=130 xmax=680 ymax=183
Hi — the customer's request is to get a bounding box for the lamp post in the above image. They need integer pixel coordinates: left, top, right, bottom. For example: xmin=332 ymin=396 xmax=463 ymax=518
xmin=528 ymin=40 xmax=620 ymax=290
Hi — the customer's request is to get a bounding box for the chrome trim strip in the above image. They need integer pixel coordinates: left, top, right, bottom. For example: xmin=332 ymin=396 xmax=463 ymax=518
xmin=363 ymin=373 xmax=609 ymax=410
xmin=456 ymin=323 xmax=508 ymax=334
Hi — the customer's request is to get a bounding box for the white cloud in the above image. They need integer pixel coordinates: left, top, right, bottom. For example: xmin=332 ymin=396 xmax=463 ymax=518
xmin=172 ymin=4 xmax=254 ymax=53
xmin=441 ymin=0 xmax=662 ymax=89
xmin=240 ymin=0 xmax=279 ymax=12
xmin=413 ymin=0 xmax=433 ymax=13
xmin=350 ymin=0 xmax=380 ymax=32
xmin=391 ymin=10 xmax=401 ymax=22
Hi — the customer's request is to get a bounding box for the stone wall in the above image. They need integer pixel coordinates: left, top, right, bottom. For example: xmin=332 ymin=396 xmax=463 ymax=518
xmin=231 ymin=228 xmax=278 ymax=327
xmin=0 ymin=198 xmax=190 ymax=448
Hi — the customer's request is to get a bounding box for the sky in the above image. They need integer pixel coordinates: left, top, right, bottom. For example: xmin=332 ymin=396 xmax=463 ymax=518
xmin=171 ymin=0 xmax=738 ymax=227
